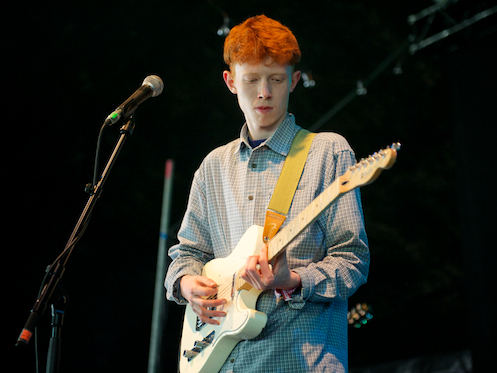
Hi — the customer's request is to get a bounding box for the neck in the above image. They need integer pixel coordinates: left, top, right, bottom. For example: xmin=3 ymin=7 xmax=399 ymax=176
xmin=248 ymin=127 xmax=276 ymax=141
xmin=247 ymin=114 xmax=287 ymax=140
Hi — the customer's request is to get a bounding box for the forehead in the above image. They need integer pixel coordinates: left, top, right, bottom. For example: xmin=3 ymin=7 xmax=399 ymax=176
xmin=233 ymin=60 xmax=293 ymax=77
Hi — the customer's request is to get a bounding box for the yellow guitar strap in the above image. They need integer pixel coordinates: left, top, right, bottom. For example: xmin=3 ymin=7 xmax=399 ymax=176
xmin=263 ymin=129 xmax=316 ymax=242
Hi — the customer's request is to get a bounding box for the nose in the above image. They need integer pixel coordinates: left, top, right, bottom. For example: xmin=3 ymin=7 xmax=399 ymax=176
xmin=258 ymin=80 xmax=272 ymax=99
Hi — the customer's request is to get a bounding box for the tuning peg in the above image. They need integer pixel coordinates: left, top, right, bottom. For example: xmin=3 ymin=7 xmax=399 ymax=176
xmin=391 ymin=142 xmax=401 ymax=150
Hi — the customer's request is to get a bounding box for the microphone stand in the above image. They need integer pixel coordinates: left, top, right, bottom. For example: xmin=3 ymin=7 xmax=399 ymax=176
xmin=45 ymin=287 xmax=68 ymax=373
xmin=16 ymin=116 xmax=136 ymax=368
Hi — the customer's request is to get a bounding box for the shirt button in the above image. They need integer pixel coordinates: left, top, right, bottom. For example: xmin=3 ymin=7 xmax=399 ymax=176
xmin=251 ymin=163 xmax=257 ymax=169
xmin=248 ymin=195 xmax=254 ymax=200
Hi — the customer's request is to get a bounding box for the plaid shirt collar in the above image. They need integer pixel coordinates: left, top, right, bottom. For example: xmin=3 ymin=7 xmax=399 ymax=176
xmin=237 ymin=113 xmax=301 ymax=156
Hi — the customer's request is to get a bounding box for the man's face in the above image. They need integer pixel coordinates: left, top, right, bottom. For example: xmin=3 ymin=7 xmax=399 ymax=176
xmin=223 ymin=59 xmax=301 ymax=140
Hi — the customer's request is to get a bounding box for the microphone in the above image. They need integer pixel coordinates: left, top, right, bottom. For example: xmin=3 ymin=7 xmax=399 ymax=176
xmin=104 ymin=75 xmax=164 ymax=126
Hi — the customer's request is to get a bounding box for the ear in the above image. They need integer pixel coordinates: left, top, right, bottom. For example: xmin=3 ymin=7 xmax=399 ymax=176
xmin=223 ymin=70 xmax=237 ymax=94
xmin=289 ymin=70 xmax=301 ymax=93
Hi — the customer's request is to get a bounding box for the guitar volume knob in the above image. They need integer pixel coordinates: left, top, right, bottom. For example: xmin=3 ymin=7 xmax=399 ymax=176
xmin=194 ymin=340 xmax=210 ymax=349
xmin=183 ymin=349 xmax=199 ymax=360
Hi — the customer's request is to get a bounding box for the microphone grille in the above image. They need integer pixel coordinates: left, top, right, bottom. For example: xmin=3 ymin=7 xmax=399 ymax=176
xmin=143 ymin=75 xmax=164 ymax=97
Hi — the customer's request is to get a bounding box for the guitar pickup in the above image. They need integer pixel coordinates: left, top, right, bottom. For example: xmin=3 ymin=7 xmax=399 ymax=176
xmin=196 ymin=306 xmax=217 ymax=331
xmin=196 ymin=293 xmax=218 ymax=331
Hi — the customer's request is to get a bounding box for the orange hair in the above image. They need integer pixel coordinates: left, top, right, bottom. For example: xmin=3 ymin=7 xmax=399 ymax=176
xmin=223 ymin=15 xmax=301 ymax=69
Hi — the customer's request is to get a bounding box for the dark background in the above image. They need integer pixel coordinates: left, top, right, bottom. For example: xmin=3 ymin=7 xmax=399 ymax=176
xmin=6 ymin=1 xmax=496 ymax=372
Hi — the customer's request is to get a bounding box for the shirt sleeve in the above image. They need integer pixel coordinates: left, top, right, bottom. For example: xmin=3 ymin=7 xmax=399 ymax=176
xmin=164 ymin=166 xmax=215 ymax=304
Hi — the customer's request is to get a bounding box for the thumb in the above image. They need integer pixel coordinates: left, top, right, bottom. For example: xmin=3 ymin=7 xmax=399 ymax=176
xmin=199 ymin=276 xmax=217 ymax=288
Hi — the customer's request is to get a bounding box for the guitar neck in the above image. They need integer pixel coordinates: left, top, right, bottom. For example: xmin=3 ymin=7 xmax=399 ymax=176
xmin=267 ymin=177 xmax=341 ymax=262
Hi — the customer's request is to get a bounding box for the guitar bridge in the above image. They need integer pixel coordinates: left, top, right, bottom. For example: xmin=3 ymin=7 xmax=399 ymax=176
xmin=231 ymin=273 xmax=236 ymax=300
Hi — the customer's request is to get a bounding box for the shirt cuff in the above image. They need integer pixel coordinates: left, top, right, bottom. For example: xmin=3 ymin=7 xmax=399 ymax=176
xmin=292 ymin=267 xmax=315 ymax=298
xmin=274 ymin=268 xmax=308 ymax=309
xmin=172 ymin=277 xmax=189 ymax=305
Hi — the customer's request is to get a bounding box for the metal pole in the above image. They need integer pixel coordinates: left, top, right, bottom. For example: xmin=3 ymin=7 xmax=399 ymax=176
xmin=148 ymin=159 xmax=174 ymax=373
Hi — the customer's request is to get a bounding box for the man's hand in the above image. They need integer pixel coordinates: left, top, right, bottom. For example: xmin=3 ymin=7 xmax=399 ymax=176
xmin=240 ymin=244 xmax=301 ymax=291
xmin=180 ymin=275 xmax=227 ymax=325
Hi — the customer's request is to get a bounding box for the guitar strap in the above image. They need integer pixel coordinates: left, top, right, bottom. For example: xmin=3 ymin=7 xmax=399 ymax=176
xmin=263 ymin=129 xmax=316 ymax=242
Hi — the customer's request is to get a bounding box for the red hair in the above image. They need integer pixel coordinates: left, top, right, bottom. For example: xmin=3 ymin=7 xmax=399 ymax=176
xmin=223 ymin=15 xmax=301 ymax=69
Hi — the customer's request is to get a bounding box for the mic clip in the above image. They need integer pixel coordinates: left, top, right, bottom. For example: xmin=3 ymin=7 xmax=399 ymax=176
xmin=84 ymin=183 xmax=95 ymax=195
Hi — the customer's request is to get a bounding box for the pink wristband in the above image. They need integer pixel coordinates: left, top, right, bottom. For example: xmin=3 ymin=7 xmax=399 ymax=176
xmin=274 ymin=287 xmax=297 ymax=301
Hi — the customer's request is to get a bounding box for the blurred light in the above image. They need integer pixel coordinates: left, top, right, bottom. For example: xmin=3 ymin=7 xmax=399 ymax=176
xmin=356 ymin=80 xmax=367 ymax=95
xmin=348 ymin=303 xmax=373 ymax=328
xmin=217 ymin=17 xmax=230 ymax=36
xmin=393 ymin=62 xmax=404 ymax=75
xmin=302 ymin=71 xmax=315 ymax=88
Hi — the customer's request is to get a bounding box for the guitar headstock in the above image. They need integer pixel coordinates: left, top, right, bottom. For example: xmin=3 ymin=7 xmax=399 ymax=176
xmin=339 ymin=142 xmax=400 ymax=193
xmin=348 ymin=303 xmax=373 ymax=328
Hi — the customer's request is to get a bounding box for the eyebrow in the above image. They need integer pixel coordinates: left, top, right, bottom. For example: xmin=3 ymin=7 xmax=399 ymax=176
xmin=242 ymin=72 xmax=288 ymax=78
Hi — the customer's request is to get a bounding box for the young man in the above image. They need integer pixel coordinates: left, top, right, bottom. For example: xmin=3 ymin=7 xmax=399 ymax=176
xmin=165 ymin=15 xmax=369 ymax=372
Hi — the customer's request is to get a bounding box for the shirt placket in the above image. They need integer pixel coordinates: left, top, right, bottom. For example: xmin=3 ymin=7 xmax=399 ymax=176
xmin=242 ymin=148 xmax=265 ymax=229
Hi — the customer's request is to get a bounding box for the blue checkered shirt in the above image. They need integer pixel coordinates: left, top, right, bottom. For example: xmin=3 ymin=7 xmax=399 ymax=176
xmin=165 ymin=114 xmax=369 ymax=372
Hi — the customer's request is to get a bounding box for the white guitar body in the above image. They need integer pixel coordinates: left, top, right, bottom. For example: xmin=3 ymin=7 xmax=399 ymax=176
xmin=180 ymin=225 xmax=267 ymax=373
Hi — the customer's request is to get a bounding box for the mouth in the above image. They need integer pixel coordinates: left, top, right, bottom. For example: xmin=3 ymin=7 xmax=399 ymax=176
xmin=255 ymin=106 xmax=273 ymax=113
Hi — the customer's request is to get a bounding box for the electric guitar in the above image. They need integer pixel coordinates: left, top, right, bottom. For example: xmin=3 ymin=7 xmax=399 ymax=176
xmin=180 ymin=143 xmax=400 ymax=373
